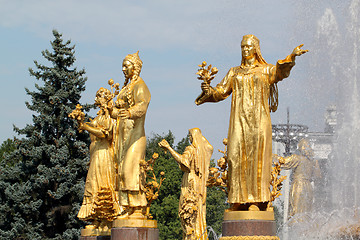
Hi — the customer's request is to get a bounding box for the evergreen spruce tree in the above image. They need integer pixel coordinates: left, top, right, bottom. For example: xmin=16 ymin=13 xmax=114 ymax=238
xmin=0 ymin=30 xmax=90 ymax=240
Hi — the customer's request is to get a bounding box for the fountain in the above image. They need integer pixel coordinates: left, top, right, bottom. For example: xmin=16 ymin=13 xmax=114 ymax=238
xmin=278 ymin=0 xmax=360 ymax=239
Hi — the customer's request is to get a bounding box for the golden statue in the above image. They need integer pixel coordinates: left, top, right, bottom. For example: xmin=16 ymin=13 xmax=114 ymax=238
xmin=274 ymin=139 xmax=315 ymax=218
xmin=158 ymin=128 xmax=213 ymax=240
xmin=195 ymin=34 xmax=308 ymax=210
xmin=110 ymin=51 xmax=151 ymax=218
xmin=69 ymin=88 xmax=121 ymax=235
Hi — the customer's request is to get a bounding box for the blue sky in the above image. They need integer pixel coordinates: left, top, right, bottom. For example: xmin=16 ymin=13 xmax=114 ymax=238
xmin=0 ymin=0 xmax=353 ymax=157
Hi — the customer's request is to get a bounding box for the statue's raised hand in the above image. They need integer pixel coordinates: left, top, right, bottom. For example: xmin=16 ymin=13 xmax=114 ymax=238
xmin=292 ymin=44 xmax=308 ymax=57
xmin=158 ymin=139 xmax=170 ymax=150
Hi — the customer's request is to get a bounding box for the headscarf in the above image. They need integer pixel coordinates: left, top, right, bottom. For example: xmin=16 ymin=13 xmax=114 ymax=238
xmin=189 ymin=128 xmax=213 ymax=200
xmin=241 ymin=34 xmax=278 ymax=112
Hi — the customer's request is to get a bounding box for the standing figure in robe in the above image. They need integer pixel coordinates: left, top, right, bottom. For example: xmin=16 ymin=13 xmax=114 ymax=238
xmin=158 ymin=128 xmax=213 ymax=240
xmin=76 ymin=87 xmax=121 ymax=231
xmin=196 ymin=34 xmax=308 ymax=210
xmin=111 ymin=51 xmax=151 ymax=218
xmin=275 ymin=138 xmax=315 ymax=218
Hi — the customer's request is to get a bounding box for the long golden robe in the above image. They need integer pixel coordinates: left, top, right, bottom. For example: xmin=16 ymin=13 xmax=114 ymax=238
xmin=177 ymin=129 xmax=213 ymax=240
xmin=115 ymin=76 xmax=151 ymax=207
xmin=77 ymin=114 xmax=120 ymax=220
xmin=282 ymin=154 xmax=314 ymax=217
xmin=196 ymin=57 xmax=295 ymax=204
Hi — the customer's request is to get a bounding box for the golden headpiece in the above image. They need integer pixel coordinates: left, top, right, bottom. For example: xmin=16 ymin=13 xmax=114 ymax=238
xmin=124 ymin=51 xmax=143 ymax=70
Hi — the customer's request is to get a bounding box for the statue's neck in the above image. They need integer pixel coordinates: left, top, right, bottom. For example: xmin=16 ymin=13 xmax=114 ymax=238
xmin=242 ymin=56 xmax=256 ymax=67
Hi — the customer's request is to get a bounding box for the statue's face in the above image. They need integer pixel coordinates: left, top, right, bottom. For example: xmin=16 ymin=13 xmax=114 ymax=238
xmin=95 ymin=90 xmax=107 ymax=107
xmin=241 ymin=38 xmax=255 ymax=59
xmin=122 ymin=60 xmax=134 ymax=79
xmin=188 ymin=132 xmax=193 ymax=143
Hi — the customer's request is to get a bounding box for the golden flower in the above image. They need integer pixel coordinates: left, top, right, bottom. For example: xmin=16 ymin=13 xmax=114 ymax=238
xmin=160 ymin=171 xmax=165 ymax=176
xmin=114 ymin=82 xmax=120 ymax=90
xmin=152 ymin=181 xmax=159 ymax=188
xmin=152 ymin=152 xmax=159 ymax=160
xmin=218 ymin=157 xmax=226 ymax=169
xmin=211 ymin=67 xmax=218 ymax=74
xmin=209 ymin=167 xmax=218 ymax=174
xmin=108 ymin=79 xmax=114 ymax=86
xmin=222 ymin=138 xmax=228 ymax=145
xmin=202 ymin=61 xmax=207 ymax=67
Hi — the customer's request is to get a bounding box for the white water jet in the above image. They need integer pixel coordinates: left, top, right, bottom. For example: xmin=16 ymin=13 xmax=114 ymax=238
xmin=280 ymin=0 xmax=360 ymax=239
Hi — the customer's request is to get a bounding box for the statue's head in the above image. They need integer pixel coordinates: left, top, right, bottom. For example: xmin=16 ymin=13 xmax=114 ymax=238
xmin=241 ymin=34 xmax=267 ymax=65
xmin=298 ymin=138 xmax=314 ymax=158
xmin=95 ymin=87 xmax=113 ymax=108
xmin=188 ymin=128 xmax=202 ymax=144
xmin=123 ymin=51 xmax=143 ymax=79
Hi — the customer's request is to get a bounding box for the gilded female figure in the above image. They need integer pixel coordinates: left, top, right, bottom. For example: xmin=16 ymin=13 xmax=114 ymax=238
xmin=77 ymin=87 xmax=121 ymax=229
xmin=196 ymin=35 xmax=308 ymax=210
xmin=159 ymin=128 xmax=213 ymax=240
xmin=111 ymin=51 xmax=151 ymax=217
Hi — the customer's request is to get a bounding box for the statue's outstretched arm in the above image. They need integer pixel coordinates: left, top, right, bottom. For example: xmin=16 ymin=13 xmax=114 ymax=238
xmin=158 ymin=139 xmax=190 ymax=170
xmin=271 ymin=44 xmax=309 ymax=84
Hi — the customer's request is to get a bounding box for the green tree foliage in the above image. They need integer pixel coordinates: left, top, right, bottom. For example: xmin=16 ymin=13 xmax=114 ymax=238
xmin=0 ymin=30 xmax=90 ymax=240
xmin=146 ymin=131 xmax=227 ymax=240
xmin=146 ymin=131 xmax=183 ymax=240
xmin=206 ymin=159 xmax=228 ymax=237
xmin=0 ymin=138 xmax=17 ymax=166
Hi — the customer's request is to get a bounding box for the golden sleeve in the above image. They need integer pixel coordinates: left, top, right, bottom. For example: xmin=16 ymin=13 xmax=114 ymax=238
xmin=269 ymin=55 xmax=296 ymax=84
xmin=195 ymin=68 xmax=234 ymax=105
xmin=128 ymin=80 xmax=151 ymax=119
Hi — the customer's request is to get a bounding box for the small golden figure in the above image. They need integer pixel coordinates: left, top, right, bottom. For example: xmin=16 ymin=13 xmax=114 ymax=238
xmin=111 ymin=51 xmax=151 ymax=218
xmin=159 ymin=128 xmax=213 ymax=240
xmin=70 ymin=88 xmax=121 ymax=235
xmin=195 ymin=35 xmax=308 ymax=211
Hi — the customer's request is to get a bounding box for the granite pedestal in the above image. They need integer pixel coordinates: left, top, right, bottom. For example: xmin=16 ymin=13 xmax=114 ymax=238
xmin=220 ymin=210 xmax=280 ymax=240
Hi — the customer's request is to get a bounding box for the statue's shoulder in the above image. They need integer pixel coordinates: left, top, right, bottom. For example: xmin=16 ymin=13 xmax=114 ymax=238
xmin=133 ymin=77 xmax=151 ymax=98
xmin=133 ymin=77 xmax=148 ymax=89
xmin=257 ymin=63 xmax=276 ymax=75
xmin=226 ymin=66 xmax=241 ymax=76
xmin=231 ymin=66 xmax=241 ymax=71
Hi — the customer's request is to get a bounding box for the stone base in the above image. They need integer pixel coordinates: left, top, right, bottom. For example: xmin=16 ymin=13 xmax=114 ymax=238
xmin=220 ymin=236 xmax=279 ymax=240
xmin=111 ymin=227 xmax=159 ymax=240
xmin=80 ymin=236 xmax=111 ymax=240
xmin=112 ymin=218 xmax=157 ymax=228
xmin=221 ymin=210 xmax=279 ymax=240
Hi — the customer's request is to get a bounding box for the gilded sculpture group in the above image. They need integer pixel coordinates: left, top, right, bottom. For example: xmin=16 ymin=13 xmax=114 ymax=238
xmin=70 ymin=34 xmax=308 ymax=239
